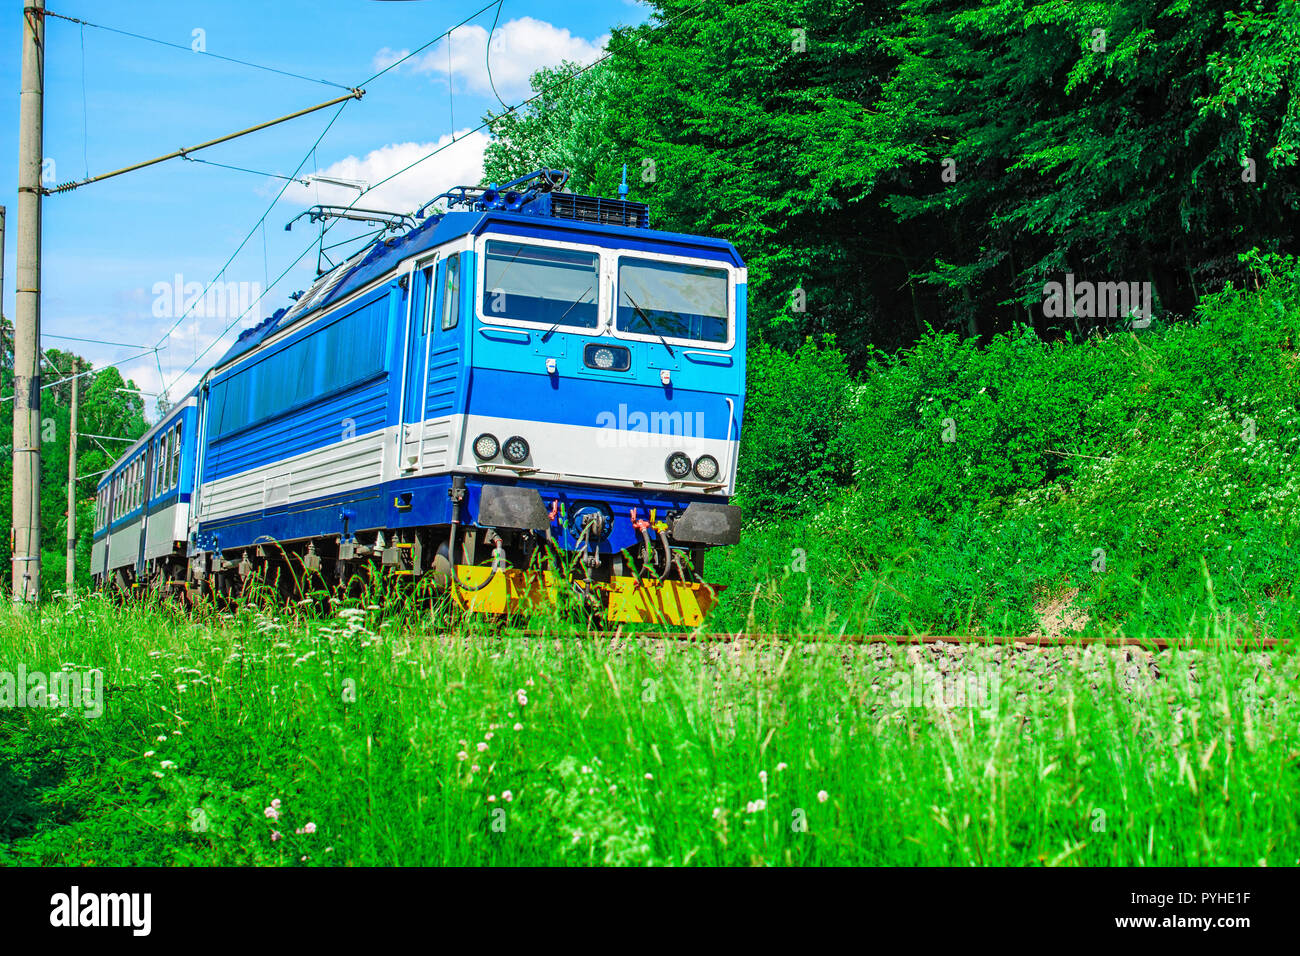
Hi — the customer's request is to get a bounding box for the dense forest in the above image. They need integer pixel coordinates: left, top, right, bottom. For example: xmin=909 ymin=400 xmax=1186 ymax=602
xmin=485 ymin=0 xmax=1300 ymax=357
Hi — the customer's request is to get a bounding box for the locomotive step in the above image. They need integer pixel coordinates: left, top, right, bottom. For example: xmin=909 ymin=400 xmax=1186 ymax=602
xmin=448 ymin=566 xmax=721 ymax=626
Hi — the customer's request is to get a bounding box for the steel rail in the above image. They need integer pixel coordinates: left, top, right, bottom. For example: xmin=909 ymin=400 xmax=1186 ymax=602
xmin=520 ymin=631 xmax=1284 ymax=651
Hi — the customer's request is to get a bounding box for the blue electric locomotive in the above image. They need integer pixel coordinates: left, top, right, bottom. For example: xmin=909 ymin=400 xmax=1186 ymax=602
xmin=91 ymin=169 xmax=745 ymax=623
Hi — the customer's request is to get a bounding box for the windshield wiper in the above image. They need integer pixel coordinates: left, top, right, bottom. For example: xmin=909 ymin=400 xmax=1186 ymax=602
xmin=542 ymin=286 xmax=593 ymax=341
xmin=623 ymin=291 xmax=674 ymax=357
xmin=491 ymin=244 xmax=525 ymax=288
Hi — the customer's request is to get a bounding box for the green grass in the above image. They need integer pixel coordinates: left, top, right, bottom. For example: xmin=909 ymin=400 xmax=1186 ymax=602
xmin=2 ymin=587 xmax=1296 ymax=866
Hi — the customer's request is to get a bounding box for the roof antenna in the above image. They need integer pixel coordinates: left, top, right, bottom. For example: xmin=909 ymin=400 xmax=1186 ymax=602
xmin=618 ymin=163 xmax=629 ymax=199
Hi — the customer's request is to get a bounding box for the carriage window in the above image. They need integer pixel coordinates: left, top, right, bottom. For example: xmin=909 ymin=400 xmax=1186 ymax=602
xmin=482 ymin=241 xmax=599 ymax=329
xmin=171 ymin=424 xmax=182 ymax=488
xmin=441 ymin=254 xmax=461 ymax=331
xmin=165 ymin=429 xmax=173 ymax=489
xmin=156 ymin=434 xmax=168 ymax=494
xmin=616 ymin=258 xmax=729 ymax=345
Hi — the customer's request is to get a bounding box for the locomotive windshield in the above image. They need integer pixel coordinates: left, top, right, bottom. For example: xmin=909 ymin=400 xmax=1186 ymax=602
xmin=483 ymin=240 xmax=600 ymax=329
xmin=615 ymin=257 xmax=729 ymax=345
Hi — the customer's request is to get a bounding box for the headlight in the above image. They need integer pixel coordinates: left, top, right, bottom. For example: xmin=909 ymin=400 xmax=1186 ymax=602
xmin=693 ymin=454 xmax=719 ymax=481
xmin=503 ymin=436 xmax=530 ymax=464
xmin=584 ymin=343 xmax=630 ymax=371
xmin=473 ymin=433 xmax=500 ymax=460
xmin=665 ymin=452 xmax=692 ymax=480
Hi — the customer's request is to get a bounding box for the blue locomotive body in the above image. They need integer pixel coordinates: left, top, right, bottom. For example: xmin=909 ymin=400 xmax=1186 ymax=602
xmin=92 ymin=171 xmax=745 ymax=619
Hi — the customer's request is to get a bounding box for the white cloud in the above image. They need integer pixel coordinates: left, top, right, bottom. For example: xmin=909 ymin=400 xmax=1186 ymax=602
xmin=283 ymin=128 xmax=489 ymax=214
xmin=134 ymin=361 xmax=198 ymax=420
xmin=374 ymin=17 xmax=608 ymax=101
xmin=372 ymin=46 xmax=409 ymax=72
xmin=152 ymin=317 xmax=249 ymax=406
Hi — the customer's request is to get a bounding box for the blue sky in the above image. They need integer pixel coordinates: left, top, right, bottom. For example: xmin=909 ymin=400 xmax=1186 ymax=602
xmin=0 ymin=0 xmax=646 ymax=414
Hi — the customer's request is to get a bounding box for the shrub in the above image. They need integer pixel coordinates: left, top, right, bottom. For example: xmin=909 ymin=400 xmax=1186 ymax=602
xmin=735 ymin=337 xmax=857 ymax=518
xmin=716 ymin=253 xmax=1300 ymax=633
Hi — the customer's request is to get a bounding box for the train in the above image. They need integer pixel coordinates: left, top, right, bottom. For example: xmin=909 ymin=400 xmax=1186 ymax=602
xmin=91 ymin=169 xmax=746 ymax=625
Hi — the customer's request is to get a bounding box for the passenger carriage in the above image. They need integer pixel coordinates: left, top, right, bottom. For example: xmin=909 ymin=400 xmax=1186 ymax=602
xmin=91 ymin=396 xmax=197 ymax=590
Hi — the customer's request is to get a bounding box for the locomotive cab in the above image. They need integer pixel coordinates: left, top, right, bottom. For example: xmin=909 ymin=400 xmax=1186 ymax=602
xmin=460 ymin=219 xmax=745 ymax=547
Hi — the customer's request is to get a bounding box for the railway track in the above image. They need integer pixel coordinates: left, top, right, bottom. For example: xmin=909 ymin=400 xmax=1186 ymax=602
xmin=543 ymin=630 xmax=1286 ymax=651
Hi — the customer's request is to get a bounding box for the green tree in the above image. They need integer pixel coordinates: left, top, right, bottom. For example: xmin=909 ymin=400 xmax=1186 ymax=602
xmin=484 ymin=0 xmax=1300 ymax=356
xmin=482 ymin=60 xmax=621 ymax=191
xmin=0 ymin=349 xmax=148 ymax=594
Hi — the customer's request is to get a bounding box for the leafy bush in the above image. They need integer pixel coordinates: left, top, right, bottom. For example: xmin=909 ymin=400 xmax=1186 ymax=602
xmin=718 ymin=253 xmax=1300 ymax=633
xmin=735 ymin=338 xmax=857 ymax=518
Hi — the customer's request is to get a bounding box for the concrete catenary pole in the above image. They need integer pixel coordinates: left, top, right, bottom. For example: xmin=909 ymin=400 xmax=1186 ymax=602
xmin=65 ymin=358 xmax=77 ymax=596
xmin=1 ymin=204 xmax=6 ymax=506
xmin=13 ymin=0 xmax=45 ymax=601
xmin=1 ymin=205 xmax=7 ymax=375
xmin=1 ymin=205 xmax=6 ymax=327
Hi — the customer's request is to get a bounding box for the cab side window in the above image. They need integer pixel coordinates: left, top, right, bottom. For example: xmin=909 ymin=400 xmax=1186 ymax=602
xmin=441 ymin=254 xmax=461 ymax=331
xmin=171 ymin=424 xmax=183 ymax=489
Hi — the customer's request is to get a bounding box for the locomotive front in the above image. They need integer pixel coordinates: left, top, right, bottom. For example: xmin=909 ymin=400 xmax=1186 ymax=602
xmin=436 ymin=173 xmax=747 ymax=623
